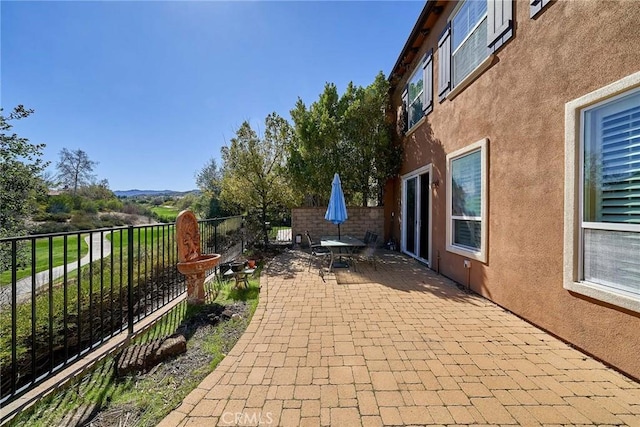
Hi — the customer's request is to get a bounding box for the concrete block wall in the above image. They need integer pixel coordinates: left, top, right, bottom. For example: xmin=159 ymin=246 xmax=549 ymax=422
xmin=292 ymin=207 xmax=384 ymax=247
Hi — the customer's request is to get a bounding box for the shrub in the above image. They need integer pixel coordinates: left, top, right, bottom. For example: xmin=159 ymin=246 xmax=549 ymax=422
xmin=46 ymin=195 xmax=73 ymax=214
xmin=70 ymin=213 xmax=100 ymax=230
xmin=30 ymin=222 xmax=75 ymax=235
xmin=80 ymin=200 xmax=98 ymax=214
xmin=105 ymin=199 xmax=123 ymax=212
xmin=33 ymin=212 xmax=72 ymax=223
xmin=99 ymin=214 xmax=126 ymax=227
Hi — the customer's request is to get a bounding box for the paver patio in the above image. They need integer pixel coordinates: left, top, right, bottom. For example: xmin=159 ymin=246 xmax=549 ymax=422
xmin=160 ymin=250 xmax=640 ymax=426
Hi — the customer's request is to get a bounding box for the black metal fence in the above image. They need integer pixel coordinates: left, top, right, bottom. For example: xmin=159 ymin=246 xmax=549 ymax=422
xmin=0 ymin=215 xmax=244 ymax=407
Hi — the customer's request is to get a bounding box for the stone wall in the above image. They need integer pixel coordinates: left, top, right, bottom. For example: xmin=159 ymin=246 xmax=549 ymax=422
xmin=292 ymin=207 xmax=384 ymax=247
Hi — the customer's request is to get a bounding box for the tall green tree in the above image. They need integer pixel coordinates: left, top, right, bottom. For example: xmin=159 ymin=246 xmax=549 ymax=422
xmin=196 ymin=158 xmax=226 ymax=218
xmin=288 ymin=72 xmax=400 ymax=207
xmin=289 ymin=83 xmax=344 ymax=206
xmin=0 ymin=106 xmax=48 ymax=268
xmin=56 ymin=148 xmax=98 ymax=195
xmin=220 ymin=113 xmax=294 ymax=245
xmin=341 ymin=72 xmax=400 ymax=206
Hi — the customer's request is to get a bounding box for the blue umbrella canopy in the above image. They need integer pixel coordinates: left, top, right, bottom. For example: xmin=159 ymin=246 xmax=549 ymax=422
xmin=325 ymin=173 xmax=348 ymax=238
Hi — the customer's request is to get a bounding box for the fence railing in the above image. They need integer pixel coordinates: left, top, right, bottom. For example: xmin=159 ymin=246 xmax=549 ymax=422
xmin=0 ymin=215 xmax=244 ymax=407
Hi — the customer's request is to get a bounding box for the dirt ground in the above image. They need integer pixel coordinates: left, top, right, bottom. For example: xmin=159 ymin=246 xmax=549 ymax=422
xmin=83 ymin=302 xmax=250 ymax=427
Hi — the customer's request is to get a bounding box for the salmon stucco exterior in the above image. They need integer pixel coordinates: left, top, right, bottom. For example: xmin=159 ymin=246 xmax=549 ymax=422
xmin=386 ymin=0 xmax=640 ymax=380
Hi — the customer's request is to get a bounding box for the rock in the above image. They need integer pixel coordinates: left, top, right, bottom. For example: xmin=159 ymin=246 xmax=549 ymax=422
xmin=154 ymin=335 xmax=186 ymax=360
xmin=116 ymin=335 xmax=187 ymax=377
xmin=220 ymin=309 xmax=234 ymax=320
xmin=231 ymin=313 xmax=241 ymax=319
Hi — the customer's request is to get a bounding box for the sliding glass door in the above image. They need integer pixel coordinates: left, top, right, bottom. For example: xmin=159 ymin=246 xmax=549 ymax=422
xmin=402 ymin=165 xmax=432 ymax=265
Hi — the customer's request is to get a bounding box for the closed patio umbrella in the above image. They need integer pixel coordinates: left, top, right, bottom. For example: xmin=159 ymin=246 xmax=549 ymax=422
xmin=325 ymin=173 xmax=348 ymax=239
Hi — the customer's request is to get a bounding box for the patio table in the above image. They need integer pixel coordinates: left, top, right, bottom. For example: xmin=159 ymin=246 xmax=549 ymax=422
xmin=223 ymin=267 xmax=256 ymax=289
xmin=320 ymin=236 xmax=365 ymax=272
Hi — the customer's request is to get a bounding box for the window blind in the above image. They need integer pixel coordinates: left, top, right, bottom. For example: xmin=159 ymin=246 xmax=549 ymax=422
xmin=599 ymin=103 xmax=640 ymax=223
xmin=585 ymin=91 xmax=640 ymax=224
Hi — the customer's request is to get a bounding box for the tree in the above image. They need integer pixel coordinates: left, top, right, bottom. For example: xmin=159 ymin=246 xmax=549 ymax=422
xmin=219 ymin=113 xmax=295 ymax=245
xmin=56 ymin=148 xmax=98 ymax=194
xmin=340 ymin=72 xmax=401 ymax=206
xmin=288 ymin=72 xmax=400 ymax=207
xmin=0 ymin=105 xmax=48 ymax=269
xmin=196 ymin=158 xmax=227 ymax=218
xmin=77 ymin=179 xmax=114 ymax=200
xmin=288 ymin=83 xmax=345 ymax=206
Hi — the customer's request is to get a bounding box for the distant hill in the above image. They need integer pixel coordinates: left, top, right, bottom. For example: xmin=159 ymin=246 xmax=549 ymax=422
xmin=114 ymin=189 xmax=200 ymax=198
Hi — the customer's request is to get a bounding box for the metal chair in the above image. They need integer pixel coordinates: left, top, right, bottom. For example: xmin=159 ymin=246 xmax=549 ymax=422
xmin=305 ymin=231 xmax=332 ymax=274
xmin=353 ymin=232 xmax=379 ymax=271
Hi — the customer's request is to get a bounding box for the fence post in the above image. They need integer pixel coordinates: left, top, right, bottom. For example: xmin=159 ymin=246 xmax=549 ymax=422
xmin=214 ymin=223 xmax=218 ymax=254
xmin=127 ymin=226 xmax=134 ymax=334
xmin=11 ymin=240 xmax=17 ymax=396
xmin=241 ymin=216 xmax=245 ymax=254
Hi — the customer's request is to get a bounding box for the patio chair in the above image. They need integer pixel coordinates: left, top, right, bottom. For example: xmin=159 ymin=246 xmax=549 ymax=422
xmin=353 ymin=232 xmax=379 ymax=271
xmin=305 ymin=231 xmax=332 ymax=274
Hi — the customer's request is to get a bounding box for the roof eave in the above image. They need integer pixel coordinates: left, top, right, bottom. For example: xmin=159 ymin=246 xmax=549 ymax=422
xmin=388 ymin=0 xmax=443 ymax=89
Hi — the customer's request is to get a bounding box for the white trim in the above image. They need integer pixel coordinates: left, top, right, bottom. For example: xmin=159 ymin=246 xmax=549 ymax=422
xmin=408 ymin=66 xmax=424 ymax=105
xmin=407 ymin=65 xmax=425 ymax=131
xmin=564 ymin=71 xmax=640 ymax=313
xmin=446 ymin=138 xmax=488 ymax=263
xmin=401 ymin=164 xmax=433 ymax=266
xmin=447 ymin=54 xmax=494 ymax=100
xmin=452 ymin=12 xmax=488 ymax=55
xmin=405 ymin=116 xmax=427 ymax=137
xmin=582 ymin=222 xmax=640 ymax=233
xmin=564 ymin=281 xmax=640 ymax=314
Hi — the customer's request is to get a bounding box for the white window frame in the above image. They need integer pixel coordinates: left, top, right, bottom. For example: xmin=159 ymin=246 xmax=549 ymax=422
xmin=407 ymin=66 xmax=425 ymax=131
xmin=449 ymin=0 xmax=491 ymax=93
xmin=446 ymin=138 xmax=488 ymax=262
xmin=564 ymin=71 xmax=640 ymax=313
xmin=401 ymin=164 xmax=433 ymax=266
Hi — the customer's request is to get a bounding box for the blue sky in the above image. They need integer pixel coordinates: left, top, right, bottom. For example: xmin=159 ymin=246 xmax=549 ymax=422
xmin=2 ymin=1 xmax=424 ymax=191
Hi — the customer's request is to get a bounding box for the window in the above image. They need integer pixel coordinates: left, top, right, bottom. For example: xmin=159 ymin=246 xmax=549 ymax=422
xmin=407 ymin=66 xmax=424 ymax=129
xmin=446 ymin=138 xmax=488 ymax=262
xmin=452 ymin=0 xmax=488 ymax=87
xmin=565 ymin=72 xmax=640 ymax=313
xmin=438 ymin=0 xmax=512 ymax=100
xmin=402 ymin=51 xmax=433 ymax=132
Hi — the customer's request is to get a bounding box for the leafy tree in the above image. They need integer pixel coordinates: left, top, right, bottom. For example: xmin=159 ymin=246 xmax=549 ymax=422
xmin=220 ymin=113 xmax=295 ymax=245
xmin=77 ymin=179 xmax=114 ymax=201
xmin=176 ymin=193 xmax=198 ymax=212
xmin=0 ymin=105 xmax=48 ymax=269
xmin=56 ymin=148 xmax=98 ymax=194
xmin=341 ymin=72 xmax=401 ymax=206
xmin=196 ymin=158 xmax=227 ymax=218
xmin=288 ymin=72 xmax=401 ymax=206
xmin=289 ymin=83 xmax=344 ymax=206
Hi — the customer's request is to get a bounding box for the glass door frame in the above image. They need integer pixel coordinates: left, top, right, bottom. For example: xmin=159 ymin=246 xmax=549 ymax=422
xmin=401 ymin=164 xmax=433 ymax=266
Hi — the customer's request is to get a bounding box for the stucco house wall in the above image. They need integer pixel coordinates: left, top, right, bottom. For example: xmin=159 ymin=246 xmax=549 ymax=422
xmin=387 ymin=0 xmax=640 ymax=379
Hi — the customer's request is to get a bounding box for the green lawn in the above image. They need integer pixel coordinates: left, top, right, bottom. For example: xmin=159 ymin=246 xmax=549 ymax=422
xmin=0 ymin=235 xmax=89 ymax=286
xmin=108 ymin=226 xmax=174 ymax=249
xmin=151 ymin=206 xmax=180 ymax=222
xmin=0 ymin=226 xmax=177 ymax=287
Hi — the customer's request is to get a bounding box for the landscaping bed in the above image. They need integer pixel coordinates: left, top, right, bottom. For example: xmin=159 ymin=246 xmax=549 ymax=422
xmin=7 ymin=279 xmax=260 ymax=427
